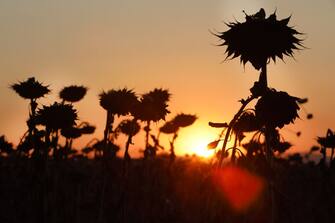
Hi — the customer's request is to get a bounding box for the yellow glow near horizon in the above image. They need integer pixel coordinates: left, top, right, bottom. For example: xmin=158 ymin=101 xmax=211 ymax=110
xmin=175 ymin=125 xmax=217 ymax=158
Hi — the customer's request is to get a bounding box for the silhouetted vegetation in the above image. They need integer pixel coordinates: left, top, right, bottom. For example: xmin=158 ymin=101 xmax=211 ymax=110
xmin=0 ymin=8 xmax=334 ymax=223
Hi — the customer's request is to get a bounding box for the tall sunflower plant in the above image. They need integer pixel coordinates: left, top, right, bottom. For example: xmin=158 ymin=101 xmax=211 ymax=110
xmin=208 ymin=8 xmax=310 ymax=166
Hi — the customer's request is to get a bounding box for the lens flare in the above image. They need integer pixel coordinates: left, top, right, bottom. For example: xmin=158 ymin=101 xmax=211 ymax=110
xmin=212 ymin=166 xmax=265 ymax=212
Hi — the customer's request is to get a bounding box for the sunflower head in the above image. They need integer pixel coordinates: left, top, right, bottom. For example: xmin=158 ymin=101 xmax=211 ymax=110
xmin=172 ymin=113 xmax=197 ymax=128
xmin=99 ymin=88 xmax=138 ymax=116
xmin=11 ymin=77 xmax=50 ymax=100
xmin=0 ymin=135 xmax=14 ymax=155
xmin=117 ymin=119 xmax=141 ymax=136
xmin=317 ymin=129 xmax=335 ymax=148
xmin=36 ymin=102 xmax=77 ymax=131
xmin=59 ymin=85 xmax=87 ymax=103
xmin=234 ymin=111 xmax=261 ymax=133
xmin=61 ymin=127 xmax=82 ymax=139
xmin=79 ymin=123 xmax=96 ymax=135
xmin=255 ymin=89 xmax=300 ymax=128
xmin=160 ymin=121 xmax=179 ymax=134
xmin=216 ymin=8 xmax=303 ymax=70
xmin=133 ymin=88 xmax=170 ymax=122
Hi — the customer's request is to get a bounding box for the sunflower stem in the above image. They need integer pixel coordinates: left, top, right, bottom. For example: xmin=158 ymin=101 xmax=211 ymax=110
xmin=144 ymin=120 xmax=151 ymax=158
xmin=218 ymin=95 xmax=256 ymax=167
xmin=231 ymin=133 xmax=238 ymax=163
xmin=260 ymin=64 xmax=268 ymax=88
xmin=170 ymin=132 xmax=178 ymax=162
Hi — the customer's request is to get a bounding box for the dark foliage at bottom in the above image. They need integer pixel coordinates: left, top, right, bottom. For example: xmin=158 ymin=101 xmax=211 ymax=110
xmin=1 ymin=156 xmax=335 ymax=223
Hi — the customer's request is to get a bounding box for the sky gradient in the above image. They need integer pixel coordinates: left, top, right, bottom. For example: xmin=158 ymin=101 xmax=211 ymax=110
xmin=0 ymin=0 xmax=334 ymax=157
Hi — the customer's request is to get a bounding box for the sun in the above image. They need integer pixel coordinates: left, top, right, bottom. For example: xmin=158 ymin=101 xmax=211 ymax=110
xmin=175 ymin=123 xmax=218 ymax=158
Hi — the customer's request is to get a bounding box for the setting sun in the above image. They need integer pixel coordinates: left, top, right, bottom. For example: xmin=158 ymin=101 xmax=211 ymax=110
xmin=174 ymin=122 xmax=218 ymax=158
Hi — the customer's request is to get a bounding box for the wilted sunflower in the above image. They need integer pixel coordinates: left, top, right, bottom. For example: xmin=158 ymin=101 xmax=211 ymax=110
xmin=36 ymin=102 xmax=77 ymax=131
xmin=134 ymin=88 xmax=170 ymax=122
xmin=99 ymin=88 xmax=138 ymax=116
xmin=11 ymin=77 xmax=50 ymax=100
xmin=317 ymin=129 xmax=335 ymax=148
xmin=59 ymin=85 xmax=87 ymax=103
xmin=216 ymin=8 xmax=303 ymax=70
xmin=172 ymin=113 xmax=197 ymax=128
xmin=79 ymin=123 xmax=96 ymax=134
xmin=160 ymin=121 xmax=179 ymax=134
xmin=118 ymin=119 xmax=141 ymax=136
xmin=61 ymin=127 xmax=82 ymax=139
xmin=255 ymin=89 xmax=300 ymax=128
xmin=0 ymin=135 xmax=14 ymax=155
xmin=233 ymin=111 xmax=261 ymax=132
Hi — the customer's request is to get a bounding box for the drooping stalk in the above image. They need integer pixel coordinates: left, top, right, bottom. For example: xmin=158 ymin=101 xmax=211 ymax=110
xmin=218 ymin=95 xmax=256 ymax=166
xmin=170 ymin=132 xmax=178 ymax=161
xmin=124 ymin=119 xmax=137 ymax=161
xmin=103 ymin=111 xmax=114 ymax=157
xmin=145 ymin=120 xmax=151 ymax=148
xmin=231 ymin=133 xmax=239 ymax=163
xmin=103 ymin=111 xmax=111 ymax=145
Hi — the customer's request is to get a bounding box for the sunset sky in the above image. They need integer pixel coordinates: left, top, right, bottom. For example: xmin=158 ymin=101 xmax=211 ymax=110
xmin=0 ymin=0 xmax=334 ymax=157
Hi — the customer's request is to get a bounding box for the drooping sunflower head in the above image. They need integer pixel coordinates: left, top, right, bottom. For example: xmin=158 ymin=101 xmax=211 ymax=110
xmin=317 ymin=129 xmax=335 ymax=148
xmin=172 ymin=113 xmax=197 ymax=128
xmin=61 ymin=127 xmax=82 ymax=139
xmin=99 ymin=88 xmax=138 ymax=116
xmin=11 ymin=77 xmax=50 ymax=100
xmin=255 ymin=89 xmax=300 ymax=128
xmin=59 ymin=85 xmax=87 ymax=103
xmin=117 ymin=119 xmax=141 ymax=136
xmin=160 ymin=121 xmax=179 ymax=134
xmin=233 ymin=111 xmax=261 ymax=133
xmin=133 ymin=88 xmax=170 ymax=122
xmin=216 ymin=8 xmax=303 ymax=70
xmin=36 ymin=102 xmax=77 ymax=131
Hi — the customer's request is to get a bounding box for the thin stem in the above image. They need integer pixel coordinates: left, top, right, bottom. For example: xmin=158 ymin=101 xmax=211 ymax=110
xmin=218 ymin=95 xmax=256 ymax=166
xmin=231 ymin=133 xmax=238 ymax=163
xmin=145 ymin=121 xmax=151 ymax=148
xmin=170 ymin=132 xmax=178 ymax=161
xmin=260 ymin=64 xmax=268 ymax=88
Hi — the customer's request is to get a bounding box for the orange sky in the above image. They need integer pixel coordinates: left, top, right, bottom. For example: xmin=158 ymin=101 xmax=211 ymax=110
xmin=0 ymin=0 xmax=334 ymax=158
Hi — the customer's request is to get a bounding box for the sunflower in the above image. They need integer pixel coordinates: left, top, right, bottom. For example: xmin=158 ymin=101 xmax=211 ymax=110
xmin=99 ymin=88 xmax=138 ymax=116
xmin=0 ymin=135 xmax=14 ymax=155
xmin=255 ymin=89 xmax=300 ymax=128
xmin=233 ymin=111 xmax=261 ymax=133
xmin=317 ymin=129 xmax=335 ymax=148
xmin=36 ymin=102 xmax=77 ymax=131
xmin=59 ymin=85 xmax=87 ymax=103
xmin=216 ymin=8 xmax=303 ymax=70
xmin=61 ymin=127 xmax=82 ymax=139
xmin=134 ymin=88 xmax=170 ymax=122
xmin=11 ymin=77 xmax=50 ymax=100
xmin=172 ymin=113 xmax=197 ymax=128
xmin=79 ymin=123 xmax=96 ymax=134
xmin=160 ymin=121 xmax=179 ymax=134
xmin=117 ymin=119 xmax=140 ymax=136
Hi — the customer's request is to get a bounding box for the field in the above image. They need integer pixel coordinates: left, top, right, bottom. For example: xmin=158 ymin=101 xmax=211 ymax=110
xmin=1 ymin=155 xmax=335 ymax=223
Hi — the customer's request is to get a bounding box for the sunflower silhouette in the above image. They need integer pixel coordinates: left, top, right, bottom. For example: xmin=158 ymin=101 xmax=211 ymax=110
xmin=99 ymin=88 xmax=138 ymax=116
xmin=133 ymin=88 xmax=170 ymax=158
xmin=36 ymin=102 xmax=77 ymax=131
xmin=11 ymin=77 xmax=50 ymax=100
xmin=216 ymin=8 xmax=303 ymax=70
xmin=317 ymin=129 xmax=335 ymax=164
xmin=11 ymin=77 xmax=51 ymax=156
xmin=59 ymin=85 xmax=87 ymax=103
xmin=117 ymin=119 xmax=140 ymax=160
xmin=0 ymin=135 xmax=14 ymax=156
xmin=255 ymin=89 xmax=300 ymax=128
xmin=160 ymin=113 xmax=197 ymax=160
xmin=99 ymin=88 xmax=138 ymax=157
